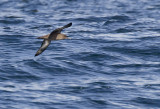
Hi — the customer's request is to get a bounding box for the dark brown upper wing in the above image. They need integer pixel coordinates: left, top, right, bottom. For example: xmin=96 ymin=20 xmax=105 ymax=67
xmin=48 ymin=23 xmax=72 ymax=40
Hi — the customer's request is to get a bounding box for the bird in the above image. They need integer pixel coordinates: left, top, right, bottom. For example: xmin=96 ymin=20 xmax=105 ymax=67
xmin=35 ymin=22 xmax=72 ymax=56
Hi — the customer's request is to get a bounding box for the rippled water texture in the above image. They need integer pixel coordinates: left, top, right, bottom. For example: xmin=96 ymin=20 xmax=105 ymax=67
xmin=0 ymin=0 xmax=160 ymax=109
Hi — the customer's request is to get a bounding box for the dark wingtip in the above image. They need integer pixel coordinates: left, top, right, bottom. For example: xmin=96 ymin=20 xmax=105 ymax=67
xmin=35 ymin=52 xmax=39 ymax=57
xmin=63 ymin=22 xmax=72 ymax=29
xmin=68 ymin=22 xmax=72 ymax=27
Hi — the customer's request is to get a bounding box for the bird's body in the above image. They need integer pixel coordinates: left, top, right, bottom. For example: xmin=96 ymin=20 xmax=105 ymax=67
xmin=37 ymin=33 xmax=68 ymax=40
xmin=35 ymin=23 xmax=72 ymax=56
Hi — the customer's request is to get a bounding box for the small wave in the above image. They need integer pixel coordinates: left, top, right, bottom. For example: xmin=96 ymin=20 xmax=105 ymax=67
xmin=0 ymin=19 xmax=25 ymax=24
xmin=132 ymin=97 xmax=160 ymax=108
xmin=103 ymin=15 xmax=131 ymax=25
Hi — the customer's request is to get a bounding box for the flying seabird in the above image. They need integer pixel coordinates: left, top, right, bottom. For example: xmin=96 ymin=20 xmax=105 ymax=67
xmin=35 ymin=22 xmax=72 ymax=56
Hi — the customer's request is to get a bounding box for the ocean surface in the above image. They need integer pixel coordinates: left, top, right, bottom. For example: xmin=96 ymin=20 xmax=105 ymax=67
xmin=0 ymin=0 xmax=160 ymax=109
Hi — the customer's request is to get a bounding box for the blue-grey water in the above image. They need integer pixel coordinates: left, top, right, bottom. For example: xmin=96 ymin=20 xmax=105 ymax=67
xmin=0 ymin=0 xmax=160 ymax=109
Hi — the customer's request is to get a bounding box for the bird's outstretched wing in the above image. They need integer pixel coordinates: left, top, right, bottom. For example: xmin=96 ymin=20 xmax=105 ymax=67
xmin=35 ymin=39 xmax=51 ymax=56
xmin=61 ymin=22 xmax=72 ymax=30
xmin=48 ymin=23 xmax=72 ymax=40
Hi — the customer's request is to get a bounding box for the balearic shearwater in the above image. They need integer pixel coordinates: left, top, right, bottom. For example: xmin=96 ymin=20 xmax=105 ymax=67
xmin=35 ymin=22 xmax=72 ymax=56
